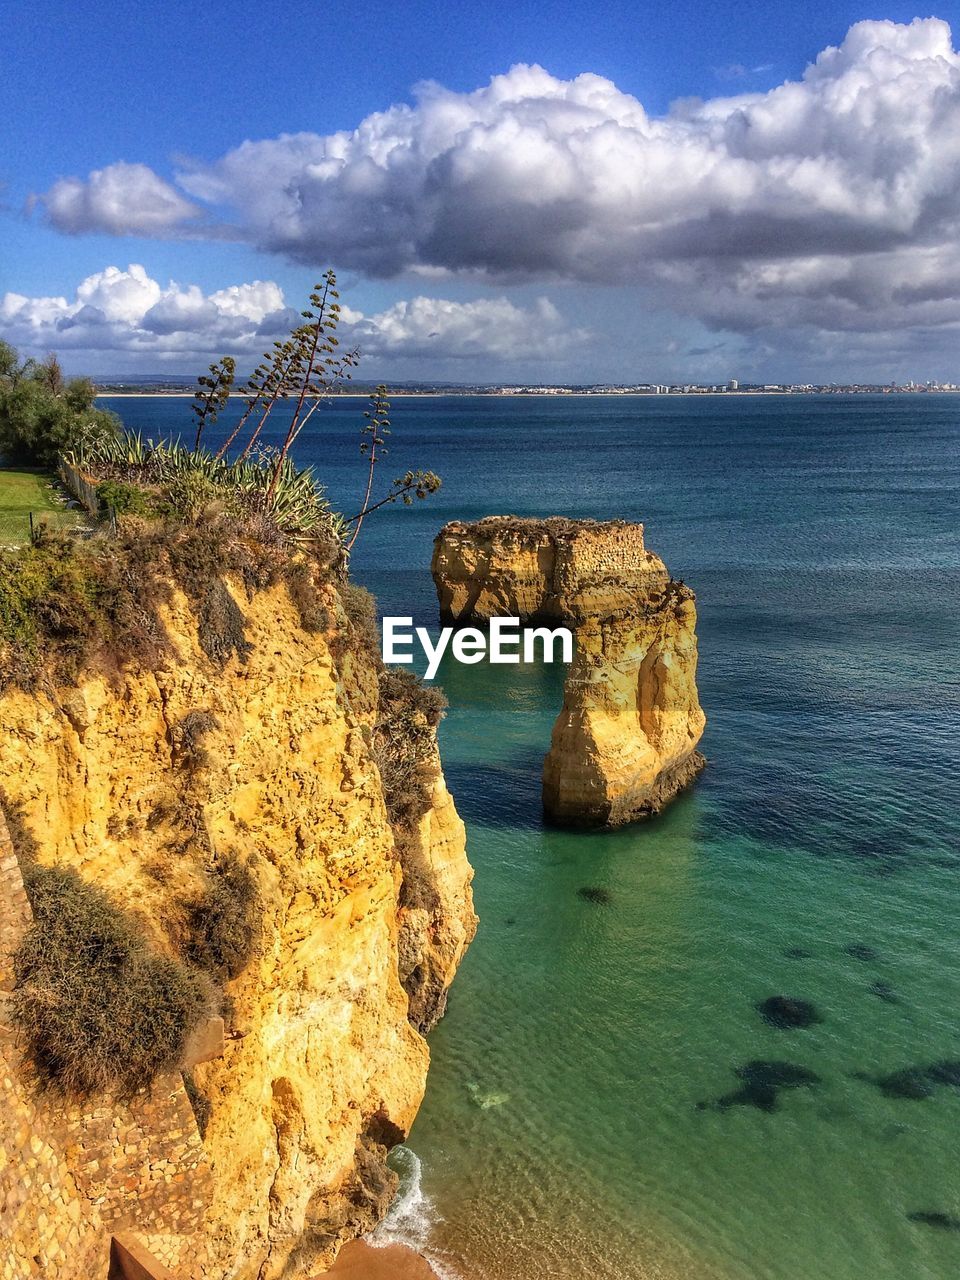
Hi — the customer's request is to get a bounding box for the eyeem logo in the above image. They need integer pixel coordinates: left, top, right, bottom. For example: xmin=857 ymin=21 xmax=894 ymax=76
xmin=383 ymin=617 xmax=573 ymax=680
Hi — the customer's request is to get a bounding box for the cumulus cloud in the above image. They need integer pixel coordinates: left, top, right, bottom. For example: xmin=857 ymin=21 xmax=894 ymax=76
xmin=351 ymin=296 xmax=579 ymax=359
xmin=0 ymin=265 xmax=582 ymax=368
xmin=41 ymin=163 xmax=200 ymax=236
xmin=30 ymin=19 xmax=960 ymax=342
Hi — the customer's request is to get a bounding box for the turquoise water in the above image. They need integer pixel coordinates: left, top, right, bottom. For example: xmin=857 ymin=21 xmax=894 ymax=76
xmin=103 ymin=395 xmax=960 ymax=1280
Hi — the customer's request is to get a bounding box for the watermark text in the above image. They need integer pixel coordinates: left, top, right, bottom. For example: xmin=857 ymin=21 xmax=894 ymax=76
xmin=382 ymin=617 xmax=573 ymax=679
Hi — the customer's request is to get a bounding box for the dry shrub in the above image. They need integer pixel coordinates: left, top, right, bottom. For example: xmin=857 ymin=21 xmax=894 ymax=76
xmin=340 ymin=581 xmax=379 ymax=655
xmin=13 ymin=864 xmax=209 ymax=1099
xmin=0 ymin=790 xmax=40 ymax=860
xmin=182 ymin=1069 xmax=212 ymax=1138
xmin=184 ymin=851 xmax=261 ymax=980
xmin=373 ymin=668 xmax=447 ymax=828
xmin=171 ymin=709 xmax=220 ymax=772
xmin=285 ymin=558 xmax=329 ymax=633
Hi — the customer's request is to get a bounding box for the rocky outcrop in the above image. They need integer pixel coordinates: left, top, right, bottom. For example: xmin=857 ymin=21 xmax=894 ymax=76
xmin=542 ymin=580 xmax=706 ymax=825
xmin=396 ymin=741 xmax=474 ymax=1034
xmin=432 ymin=516 xmax=669 ymax=624
xmin=432 ymin=517 xmax=706 ymax=827
xmin=0 ymin=572 xmax=474 ymax=1279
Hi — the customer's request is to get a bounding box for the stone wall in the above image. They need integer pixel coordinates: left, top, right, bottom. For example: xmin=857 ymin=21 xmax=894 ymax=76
xmin=554 ymin=521 xmax=647 ymax=589
xmin=0 ymin=812 xmax=214 ymax=1280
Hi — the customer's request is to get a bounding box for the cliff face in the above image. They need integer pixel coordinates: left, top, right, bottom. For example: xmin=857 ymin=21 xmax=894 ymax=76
xmin=542 ymin=581 xmax=706 ymax=826
xmin=0 ymin=574 xmax=475 ymax=1278
xmin=432 ymin=516 xmax=669 ymax=624
xmin=432 ymin=517 xmax=706 ymax=827
xmin=396 ymin=747 xmax=474 ymax=1035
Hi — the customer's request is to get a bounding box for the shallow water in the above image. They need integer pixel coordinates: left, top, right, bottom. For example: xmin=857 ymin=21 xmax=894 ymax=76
xmin=104 ymin=394 xmax=960 ymax=1280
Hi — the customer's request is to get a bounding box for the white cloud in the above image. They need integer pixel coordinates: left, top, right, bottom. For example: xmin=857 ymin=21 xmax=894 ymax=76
xmin=351 ymin=295 xmax=580 ymax=359
xmin=29 ymin=19 xmax=960 ymax=344
xmin=0 ymin=266 xmax=583 ymax=369
xmin=41 ymin=163 xmax=200 ymax=236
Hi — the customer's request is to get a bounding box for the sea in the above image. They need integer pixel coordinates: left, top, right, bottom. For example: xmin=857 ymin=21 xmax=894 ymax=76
xmin=101 ymin=393 xmax=960 ymax=1280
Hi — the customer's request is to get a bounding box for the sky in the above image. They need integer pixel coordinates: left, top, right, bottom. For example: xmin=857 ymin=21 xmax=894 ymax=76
xmin=4 ymin=0 xmax=960 ymax=383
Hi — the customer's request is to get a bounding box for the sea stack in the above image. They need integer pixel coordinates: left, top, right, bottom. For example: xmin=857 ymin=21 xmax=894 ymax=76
xmin=431 ymin=517 xmax=706 ymax=826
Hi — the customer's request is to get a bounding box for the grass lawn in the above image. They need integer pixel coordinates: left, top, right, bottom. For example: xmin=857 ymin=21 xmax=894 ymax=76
xmin=0 ymin=468 xmax=84 ymax=545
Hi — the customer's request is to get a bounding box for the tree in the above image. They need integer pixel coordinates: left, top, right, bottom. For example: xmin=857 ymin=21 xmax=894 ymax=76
xmin=0 ymin=345 xmax=120 ymax=468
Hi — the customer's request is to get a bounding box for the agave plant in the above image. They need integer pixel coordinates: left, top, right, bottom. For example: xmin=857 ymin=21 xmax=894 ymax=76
xmin=70 ymin=429 xmax=345 ymax=543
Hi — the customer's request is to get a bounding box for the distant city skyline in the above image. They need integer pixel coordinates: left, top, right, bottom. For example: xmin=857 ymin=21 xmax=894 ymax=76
xmin=6 ymin=3 xmax=960 ymax=383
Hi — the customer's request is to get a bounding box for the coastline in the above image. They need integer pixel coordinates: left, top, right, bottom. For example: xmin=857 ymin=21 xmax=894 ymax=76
xmin=94 ymin=389 xmax=960 ymax=399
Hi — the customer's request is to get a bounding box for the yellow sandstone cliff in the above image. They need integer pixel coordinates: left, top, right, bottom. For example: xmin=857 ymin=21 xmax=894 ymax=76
xmin=0 ymin=572 xmax=475 ymax=1279
xmin=432 ymin=517 xmax=706 ymax=827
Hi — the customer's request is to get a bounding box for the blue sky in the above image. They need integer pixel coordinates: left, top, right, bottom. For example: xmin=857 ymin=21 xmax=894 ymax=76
xmin=5 ymin=1 xmax=960 ymax=381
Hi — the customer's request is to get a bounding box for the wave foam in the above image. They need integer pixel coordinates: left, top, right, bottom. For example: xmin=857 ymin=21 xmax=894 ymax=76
xmin=368 ymin=1146 xmax=462 ymax=1280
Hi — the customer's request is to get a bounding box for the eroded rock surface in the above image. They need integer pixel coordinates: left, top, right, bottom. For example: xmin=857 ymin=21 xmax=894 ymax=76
xmin=0 ymin=574 xmax=474 ymax=1278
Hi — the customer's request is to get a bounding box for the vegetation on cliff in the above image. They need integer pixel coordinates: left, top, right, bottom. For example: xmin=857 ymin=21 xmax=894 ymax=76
xmin=374 ymin=668 xmax=448 ymax=828
xmin=0 ymin=515 xmax=333 ymax=689
xmin=0 ymin=273 xmax=441 ymax=692
xmin=0 ymin=274 xmax=469 ymax=1153
xmin=12 ymin=863 xmax=210 ymax=1099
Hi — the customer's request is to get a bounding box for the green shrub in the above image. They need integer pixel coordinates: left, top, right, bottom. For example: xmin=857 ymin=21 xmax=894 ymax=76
xmin=184 ymin=852 xmax=261 ymax=979
xmin=96 ymin=479 xmax=152 ymax=517
xmin=0 ymin=372 xmax=120 ymax=468
xmin=12 ymin=864 xmax=209 ymax=1099
xmin=0 ymin=533 xmax=102 ymax=683
xmin=74 ymin=430 xmax=345 ymax=546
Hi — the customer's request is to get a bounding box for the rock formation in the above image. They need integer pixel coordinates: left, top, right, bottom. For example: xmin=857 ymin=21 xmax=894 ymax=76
xmin=432 ymin=517 xmax=706 ymax=826
xmin=0 ymin=571 xmax=475 ymax=1279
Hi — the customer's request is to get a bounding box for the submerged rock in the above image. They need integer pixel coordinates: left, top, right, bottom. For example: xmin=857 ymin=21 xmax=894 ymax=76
xmin=854 ymin=1068 xmax=935 ymax=1101
xmin=703 ymin=1059 xmax=822 ymax=1112
xmin=855 ymin=1060 xmax=960 ymax=1101
xmin=869 ymin=980 xmax=899 ymax=1004
xmin=878 ymin=1069 xmax=935 ymax=1100
xmin=577 ymin=886 xmax=612 ymax=905
xmin=756 ymin=996 xmax=823 ymax=1029
xmin=844 ymin=943 xmax=880 ymax=962
xmin=466 ymin=1082 xmax=510 ymax=1110
xmin=907 ymin=1211 xmax=960 ymax=1232
xmin=926 ymin=1060 xmax=960 ymax=1088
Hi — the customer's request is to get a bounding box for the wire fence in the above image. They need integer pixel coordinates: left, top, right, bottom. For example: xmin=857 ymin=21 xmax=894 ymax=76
xmin=58 ymin=459 xmax=100 ymax=515
xmin=0 ymin=460 xmax=102 ymax=548
xmin=0 ymin=507 xmax=92 ymax=548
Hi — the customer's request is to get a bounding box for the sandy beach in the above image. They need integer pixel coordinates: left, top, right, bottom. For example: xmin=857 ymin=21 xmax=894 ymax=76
xmin=323 ymin=1239 xmax=441 ymax=1279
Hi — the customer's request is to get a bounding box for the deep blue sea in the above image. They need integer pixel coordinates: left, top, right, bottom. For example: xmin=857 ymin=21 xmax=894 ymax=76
xmin=103 ymin=394 xmax=960 ymax=1280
